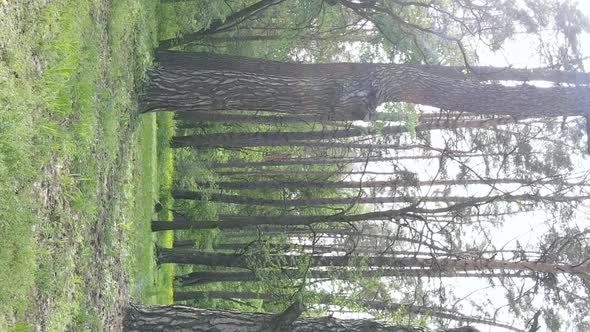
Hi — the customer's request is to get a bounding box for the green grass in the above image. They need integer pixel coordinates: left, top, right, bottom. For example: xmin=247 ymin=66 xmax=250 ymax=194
xmin=125 ymin=112 xmax=176 ymax=306
xmin=0 ymin=0 xmax=175 ymax=330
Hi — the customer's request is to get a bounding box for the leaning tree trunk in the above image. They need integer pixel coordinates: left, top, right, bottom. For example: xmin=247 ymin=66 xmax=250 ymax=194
xmin=124 ymin=305 xmax=481 ymax=332
xmin=142 ymin=52 xmax=590 ymax=119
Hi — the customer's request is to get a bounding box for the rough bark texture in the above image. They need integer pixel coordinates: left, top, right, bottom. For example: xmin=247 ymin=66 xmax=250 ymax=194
xmin=142 ymin=67 xmax=375 ymax=120
xmin=156 ymin=51 xmax=590 ymax=84
xmin=143 ymin=52 xmax=590 ymax=119
xmin=123 ymin=305 xmax=481 ymax=332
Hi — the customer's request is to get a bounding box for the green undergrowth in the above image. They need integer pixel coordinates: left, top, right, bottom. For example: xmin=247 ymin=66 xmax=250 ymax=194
xmin=0 ymin=0 xmax=174 ymax=329
xmin=126 ymin=112 xmax=176 ymax=306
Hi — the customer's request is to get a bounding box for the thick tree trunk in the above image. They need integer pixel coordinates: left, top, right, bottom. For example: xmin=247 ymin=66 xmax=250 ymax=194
xmin=143 ymin=52 xmax=590 ymax=118
xmin=124 ymin=305 xmax=480 ymax=332
xmin=142 ymin=67 xmax=374 ymax=120
xmin=157 ymin=248 xmax=248 ymax=267
xmin=155 ymin=51 xmax=590 ymax=84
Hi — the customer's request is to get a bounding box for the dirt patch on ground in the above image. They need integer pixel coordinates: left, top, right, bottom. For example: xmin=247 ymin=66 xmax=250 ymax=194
xmin=31 ymin=123 xmax=138 ymax=331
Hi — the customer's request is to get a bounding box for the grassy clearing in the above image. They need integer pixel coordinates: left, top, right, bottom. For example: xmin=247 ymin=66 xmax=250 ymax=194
xmin=125 ymin=112 xmax=175 ymax=306
xmin=0 ymin=0 xmax=175 ymax=330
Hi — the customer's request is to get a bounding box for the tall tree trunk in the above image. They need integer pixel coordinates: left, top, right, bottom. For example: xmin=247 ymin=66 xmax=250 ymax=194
xmin=155 ymin=51 xmax=590 ymax=84
xmin=143 ymin=52 xmax=590 ymax=118
xmin=170 ymin=118 xmax=514 ymax=148
xmin=171 ymin=191 xmax=585 ymax=208
xmin=215 ymin=169 xmax=391 ymax=177
xmin=124 ymin=305 xmax=481 ymax=332
xmin=175 ymin=271 xmax=259 ymax=285
xmin=174 ymin=290 xmax=278 ymax=302
xmin=211 ymin=153 xmax=499 ymax=168
xmin=197 ymin=177 xmax=574 ymax=190
xmin=176 ymin=269 xmax=532 ymax=287
xmin=153 ymin=207 xmax=518 ymax=232
xmin=158 ymin=248 xmax=589 ymax=278
xmin=158 ymin=0 xmax=286 ymax=49
xmin=173 ymin=239 xmax=197 ymax=248
xmin=175 ymin=111 xmax=329 ymax=125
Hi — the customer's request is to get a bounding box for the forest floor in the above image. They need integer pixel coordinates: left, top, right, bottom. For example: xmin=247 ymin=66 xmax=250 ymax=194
xmin=0 ymin=0 xmax=175 ymax=330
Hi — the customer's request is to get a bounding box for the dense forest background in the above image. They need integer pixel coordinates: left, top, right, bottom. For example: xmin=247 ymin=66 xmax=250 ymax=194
xmin=1 ymin=0 xmax=589 ymax=331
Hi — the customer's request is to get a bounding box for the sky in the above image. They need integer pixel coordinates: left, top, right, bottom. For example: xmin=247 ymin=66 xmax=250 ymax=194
xmin=316 ymin=1 xmax=590 ymax=330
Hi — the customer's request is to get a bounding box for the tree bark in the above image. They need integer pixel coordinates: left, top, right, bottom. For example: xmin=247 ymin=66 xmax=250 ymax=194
xmin=176 ymin=269 xmax=533 ymax=287
xmin=170 ymin=119 xmax=514 ymax=148
xmin=155 ymin=51 xmax=590 ymax=85
xmin=124 ymin=305 xmax=481 ymax=331
xmin=158 ymin=0 xmax=286 ymax=49
xmin=171 ymin=190 xmax=586 ymax=208
xmin=175 ymin=271 xmax=259 ymax=285
xmin=211 ymin=153 xmax=499 ymax=168
xmin=174 ymin=290 xmax=278 ymax=302
xmin=171 ymin=291 xmax=524 ymax=332
xmin=175 ymin=111 xmax=329 ymax=125
xmin=143 ymin=52 xmax=590 ymax=118
xmin=173 ymin=239 xmax=197 ymax=248
xmin=197 ymin=177 xmax=575 ymax=190
xmin=158 ymin=248 xmax=590 ymax=278
xmin=215 ymin=169 xmax=391 ymax=177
